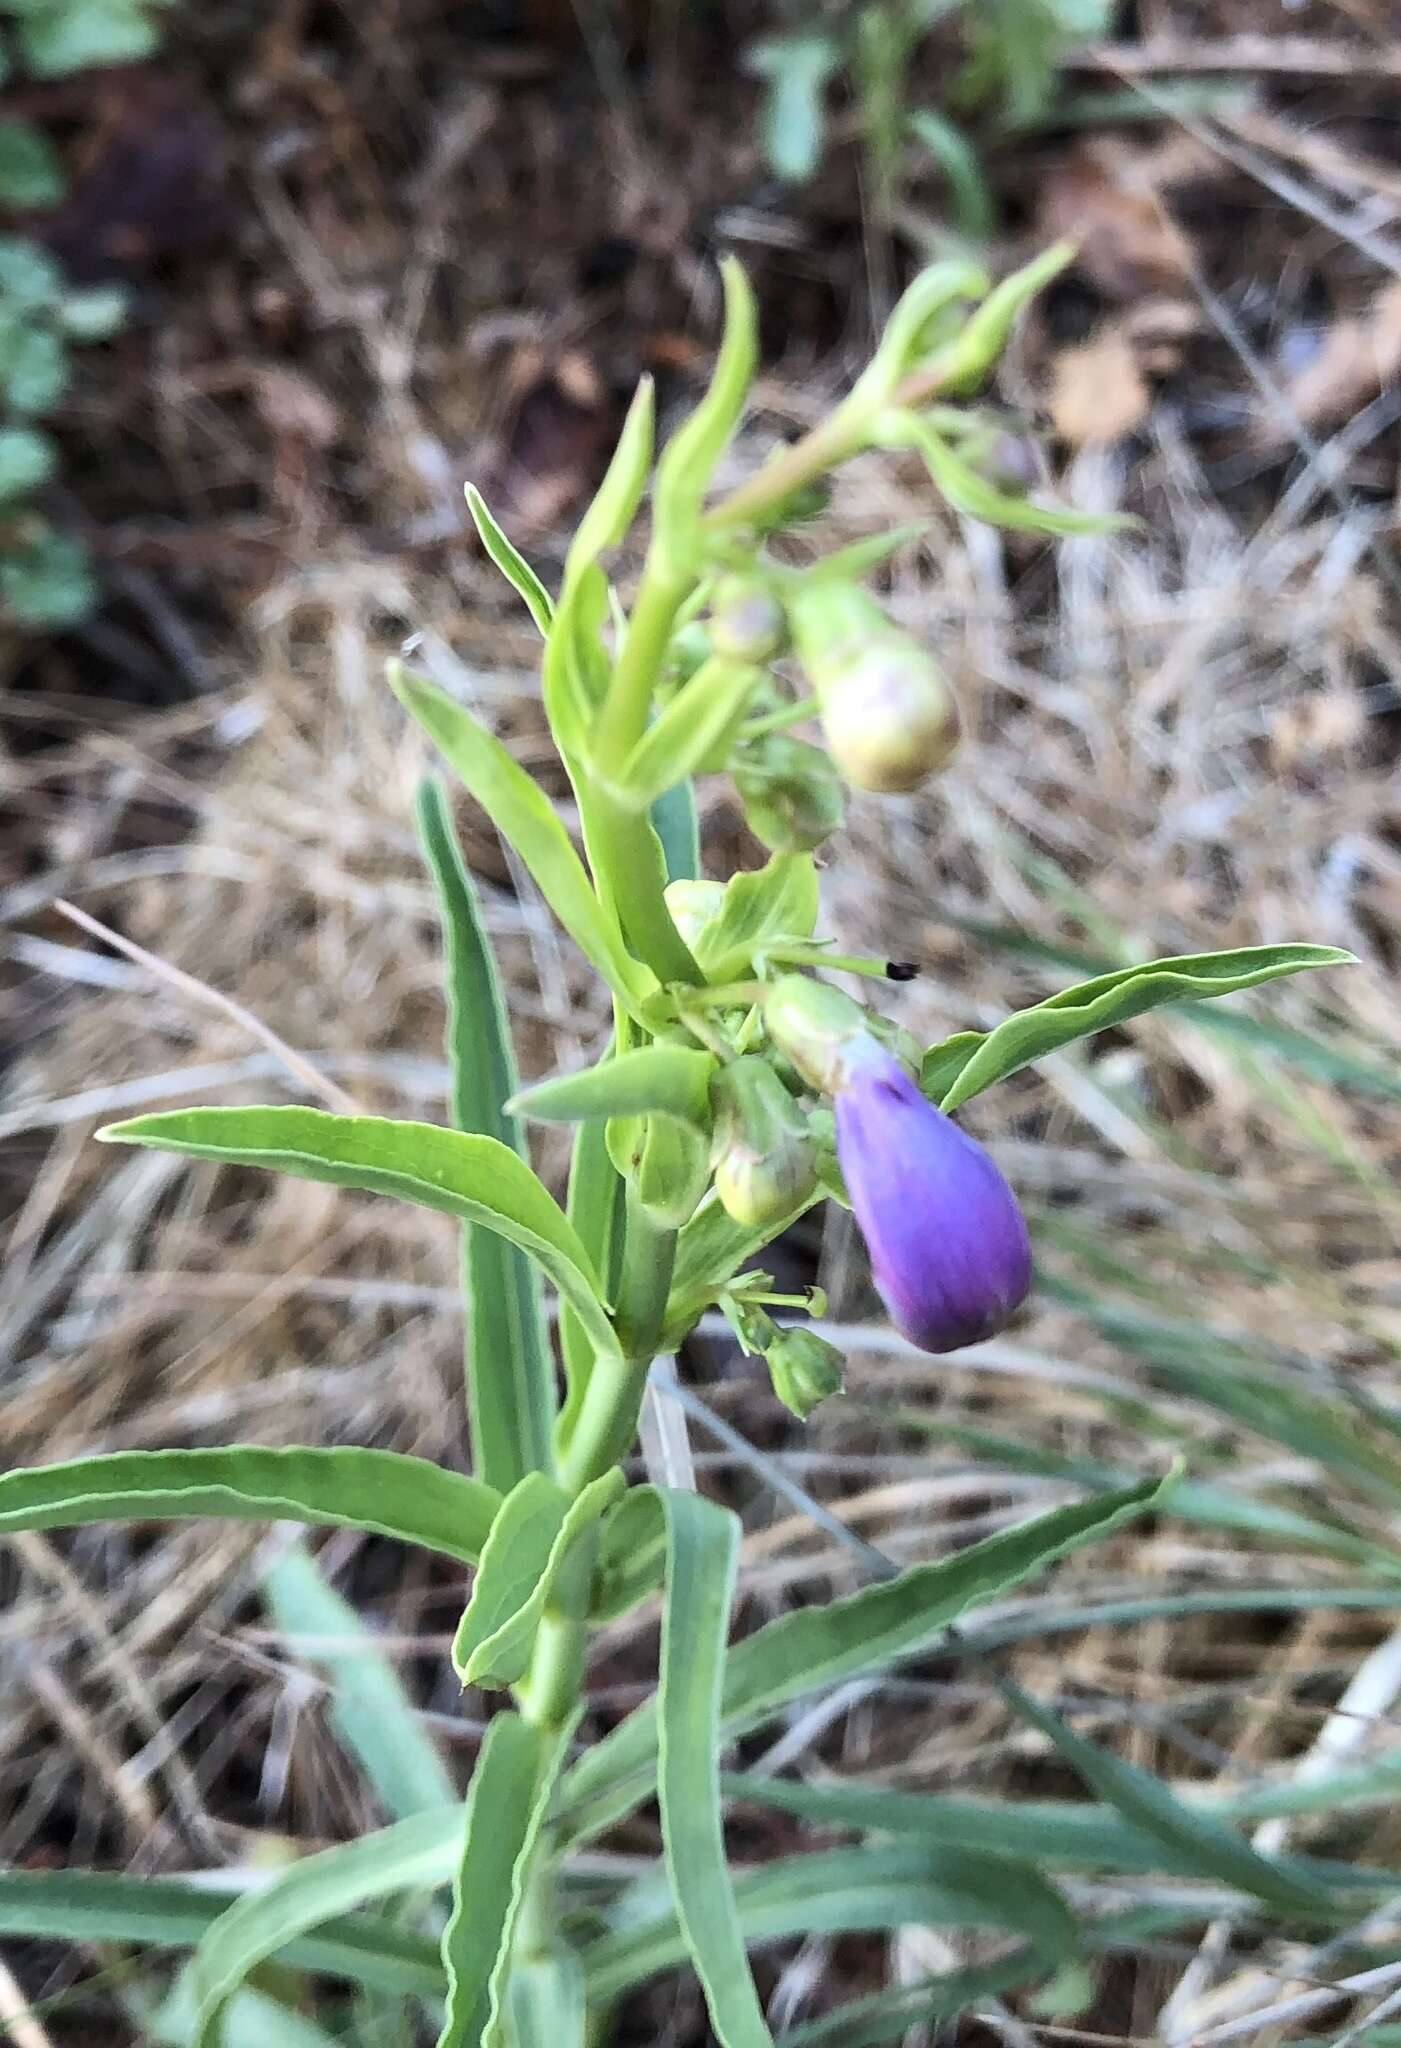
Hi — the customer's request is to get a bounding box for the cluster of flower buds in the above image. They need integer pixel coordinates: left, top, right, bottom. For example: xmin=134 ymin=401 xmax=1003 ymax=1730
xmin=762 ymin=975 xmax=1032 ymax=1354
xmin=730 ymin=1299 xmax=845 ymax=1421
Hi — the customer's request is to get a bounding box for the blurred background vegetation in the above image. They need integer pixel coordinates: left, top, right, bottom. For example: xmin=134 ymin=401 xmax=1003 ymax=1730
xmin=3 ymin=2 xmax=1401 ymax=2043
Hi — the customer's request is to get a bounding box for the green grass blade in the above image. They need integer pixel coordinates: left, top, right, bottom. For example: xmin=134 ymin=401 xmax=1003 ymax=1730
xmin=437 ymin=1711 xmax=576 ymax=2048
xmin=559 ymin=1476 xmax=1166 ymax=1841
xmin=657 ymin=1489 xmax=774 ymax=2047
xmin=188 ymin=1812 xmax=459 ymax=2046
xmin=0 ymin=1871 xmax=444 ymax=1998
xmin=994 ymin=1672 xmax=1337 ymax=1922
xmin=417 ymin=776 xmax=554 ymax=1489
xmin=584 ymin=1842 xmax=1076 ymax=2003
xmin=725 ymin=1769 xmax=1401 ymax=1892
xmin=0 ymin=1446 xmax=499 ymax=1563
xmin=101 ymin=1105 xmax=621 ymax=1373
xmin=263 ymin=1543 xmax=455 ymax=1820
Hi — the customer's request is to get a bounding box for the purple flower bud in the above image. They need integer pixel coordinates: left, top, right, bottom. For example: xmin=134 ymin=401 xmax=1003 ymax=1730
xmin=834 ymin=1049 xmax=1032 ymax=1353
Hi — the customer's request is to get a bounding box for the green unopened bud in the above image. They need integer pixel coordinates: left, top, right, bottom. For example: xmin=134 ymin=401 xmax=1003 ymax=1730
xmin=789 ymin=581 xmax=959 ymax=795
xmin=663 ymin=878 xmax=726 ymax=951
xmin=709 ymin=575 xmax=788 ymax=664
xmin=711 ymin=1056 xmax=818 ymax=1229
xmin=733 ymin=734 xmax=846 ymax=853
xmin=767 ymin=1326 xmax=845 ymax=1420
xmin=665 ymin=622 xmax=714 ymax=690
xmin=763 ymin=974 xmax=881 ymax=1094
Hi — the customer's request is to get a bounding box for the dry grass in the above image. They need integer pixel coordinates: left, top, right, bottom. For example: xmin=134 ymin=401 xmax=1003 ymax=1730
xmin=5 ymin=7 xmax=1401 ymax=2039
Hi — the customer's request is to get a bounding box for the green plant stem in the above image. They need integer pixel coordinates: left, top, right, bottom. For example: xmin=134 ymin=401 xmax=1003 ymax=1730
xmin=592 ymin=562 xmax=690 ymax=769
xmin=514 ymin=1529 xmax=598 ymax=1732
xmin=558 ymin=1196 xmax=675 ymax=1494
xmin=588 ymin=785 xmax=700 ymax=985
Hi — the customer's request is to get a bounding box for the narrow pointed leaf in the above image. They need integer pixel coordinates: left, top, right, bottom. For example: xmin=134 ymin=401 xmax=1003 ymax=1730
xmin=188 ymin=1811 xmax=463 ymax=2045
xmin=927 ymin=945 xmax=1355 ymax=1112
xmin=0 ymin=1445 xmax=499 ymax=1563
xmin=465 ymin=484 xmax=554 ymax=634
xmin=653 ymin=258 xmax=757 ymax=576
xmin=657 ymin=1489 xmax=773 ymax=2046
xmin=100 ymin=1105 xmax=621 ymax=1370
xmin=418 ymin=777 xmax=555 ymax=1488
xmin=437 ymin=1711 xmax=576 ymax=2048
xmin=560 ymin=1476 xmax=1167 ymax=1841
xmin=0 ymin=1871 xmax=445 ymax=1998
xmin=584 ymin=1841 xmax=1076 ymax=2003
xmin=616 ymin=659 xmax=765 ymax=810
xmin=511 ymin=1045 xmax=716 ymax=1130
xmin=391 ymin=663 xmax=652 ymax=1016
xmin=994 ymin=1672 xmax=1337 ymax=1921
xmin=558 ymin=1107 xmax=625 ymax=1453
xmin=563 ymin=377 xmax=654 ymax=582
xmin=452 ymin=1469 xmax=623 ymax=1689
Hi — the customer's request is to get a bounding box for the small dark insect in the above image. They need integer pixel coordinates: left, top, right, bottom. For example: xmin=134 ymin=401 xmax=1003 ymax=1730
xmin=886 ymin=961 xmax=919 ymax=982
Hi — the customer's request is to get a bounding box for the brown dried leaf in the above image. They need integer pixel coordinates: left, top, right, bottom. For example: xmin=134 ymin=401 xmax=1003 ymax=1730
xmin=1275 ymin=281 xmax=1401 ymax=435
xmin=1048 ymin=329 xmax=1151 ymax=446
xmin=1037 ymin=140 xmax=1196 ymax=300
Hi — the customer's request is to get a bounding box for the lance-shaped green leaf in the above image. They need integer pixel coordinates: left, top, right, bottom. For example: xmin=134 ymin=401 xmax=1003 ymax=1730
xmin=465 ymin=484 xmax=554 ymax=635
xmin=993 ymin=1671 xmax=1336 ymax=1921
xmin=390 ymin=663 xmax=653 ymax=1018
xmin=562 ymin=376 xmax=654 ymax=586
xmin=694 ymin=851 xmax=821 ymax=983
xmin=652 ymin=258 xmax=757 ymax=579
xmin=418 ymin=778 xmax=555 ymax=1490
xmin=0 ymin=1445 xmax=500 ymax=1564
xmin=925 ymin=944 xmax=1355 ymax=1113
xmin=651 ymin=774 xmax=701 ymax=885
xmin=100 ymin=1106 xmax=621 ymax=1369
xmin=558 ymin=1107 xmax=625 ymax=1452
xmin=845 ymin=259 xmax=988 ymax=415
xmin=935 ymin=241 xmax=1075 ymax=396
xmin=590 ymin=1482 xmax=667 ymax=1620
xmin=614 ymin=657 xmax=766 ymax=810
xmin=724 ymin=1766 xmax=1401 ymax=1899
xmin=0 ymin=1870 xmax=445 ymax=1999
xmin=541 ymin=560 xmax=611 ymax=754
xmin=438 ymin=1710 xmax=577 ymax=2048
xmin=888 ymin=411 xmax=1113 ymax=536
xmin=265 ymin=1545 xmax=456 ymax=1819
xmin=510 ymin=1044 xmax=717 ymax=1131
xmin=656 ymin=1489 xmax=774 ymax=2047
xmin=559 ymin=1476 xmax=1167 ymax=1843
xmin=186 ymin=1810 xmax=462 ymax=2046
xmin=584 ymin=1840 xmax=1076 ymax=2004
xmin=452 ymin=1468 xmax=623 ymax=1689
